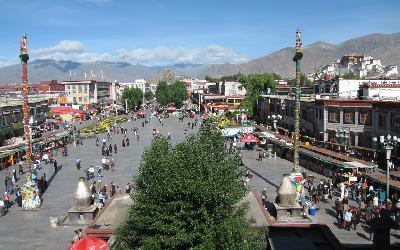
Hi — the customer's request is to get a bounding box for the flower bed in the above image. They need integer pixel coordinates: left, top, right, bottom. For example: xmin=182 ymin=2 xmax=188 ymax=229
xmin=81 ymin=116 xmax=127 ymax=134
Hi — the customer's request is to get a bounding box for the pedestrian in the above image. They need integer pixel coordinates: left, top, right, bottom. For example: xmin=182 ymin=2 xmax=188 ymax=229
xmin=72 ymin=230 xmax=80 ymax=244
xmin=261 ymin=188 xmax=267 ymax=207
xmin=142 ymin=121 xmax=144 ymax=127
xmin=137 ymin=134 xmax=140 ymax=141
xmin=78 ymin=228 xmax=83 ymax=240
xmin=111 ymin=182 xmax=116 ymax=196
xmin=343 ymin=209 xmax=352 ymax=230
xmin=3 ymin=192 xmax=11 ymax=212
xmin=258 ymin=151 xmax=263 ymax=161
xmin=19 ymin=163 xmax=24 ymax=176
xmin=114 ymin=144 xmax=118 ymax=154
xmin=42 ymin=173 xmax=48 ymax=192
xmin=16 ymin=188 xmax=22 ymax=207
xmin=61 ymin=146 xmax=65 ymax=156
xmin=0 ymin=198 xmax=4 ymax=216
xmin=122 ymin=139 xmax=125 ymax=147
xmin=102 ymin=138 xmax=106 ymax=147
xmin=12 ymin=168 xmax=17 ymax=183
xmin=76 ymin=157 xmax=81 ymax=170
xmin=54 ymin=160 xmax=58 ymax=173
xmin=96 ymin=137 xmax=99 ymax=146
xmin=126 ymin=138 xmax=129 ymax=147
xmin=125 ymin=183 xmax=131 ymax=194
xmin=109 ymin=144 xmax=113 ymax=156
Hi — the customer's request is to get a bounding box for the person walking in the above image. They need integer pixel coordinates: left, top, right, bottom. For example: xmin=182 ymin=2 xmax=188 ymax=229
xmin=18 ymin=163 xmax=24 ymax=176
xmin=16 ymin=188 xmax=22 ymax=207
xmin=122 ymin=139 xmax=125 ymax=147
xmin=0 ymin=198 xmax=5 ymax=216
xmin=96 ymin=137 xmax=99 ymax=146
xmin=3 ymin=192 xmax=11 ymax=212
xmin=111 ymin=182 xmax=116 ymax=196
xmin=258 ymin=151 xmax=263 ymax=161
xmin=114 ymin=144 xmax=118 ymax=154
xmin=76 ymin=157 xmax=81 ymax=170
xmin=126 ymin=138 xmax=129 ymax=147
xmin=42 ymin=173 xmax=48 ymax=192
xmin=53 ymin=160 xmax=58 ymax=173
xmin=125 ymin=183 xmax=131 ymax=194
xmin=343 ymin=209 xmax=352 ymax=230
xmin=109 ymin=144 xmax=113 ymax=156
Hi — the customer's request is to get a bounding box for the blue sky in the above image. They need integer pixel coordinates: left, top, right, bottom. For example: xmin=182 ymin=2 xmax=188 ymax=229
xmin=0 ymin=0 xmax=399 ymax=66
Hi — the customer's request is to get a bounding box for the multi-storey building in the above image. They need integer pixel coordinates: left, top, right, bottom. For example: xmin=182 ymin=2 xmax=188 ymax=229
xmin=61 ymin=80 xmax=119 ymax=105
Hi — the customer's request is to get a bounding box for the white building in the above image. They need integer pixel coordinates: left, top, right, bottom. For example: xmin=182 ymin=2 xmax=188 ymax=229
xmin=61 ymin=80 xmax=119 ymax=105
xmin=224 ymin=81 xmax=246 ymax=96
xmin=320 ymin=54 xmax=398 ymax=79
xmin=335 ymin=79 xmax=400 ymax=99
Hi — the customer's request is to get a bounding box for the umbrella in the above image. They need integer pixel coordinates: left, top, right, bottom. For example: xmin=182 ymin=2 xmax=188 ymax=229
xmin=68 ymin=237 xmax=109 ymax=250
xmin=166 ymin=106 xmax=177 ymax=111
xmin=240 ymin=133 xmax=259 ymax=143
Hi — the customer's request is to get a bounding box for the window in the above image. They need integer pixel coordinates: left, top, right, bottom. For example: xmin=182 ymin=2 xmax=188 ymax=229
xmin=391 ymin=113 xmax=400 ymax=132
xmin=328 ymin=108 xmax=340 ymax=123
xmin=359 ymin=110 xmax=372 ymax=125
xmin=343 ymin=110 xmax=355 ymax=124
xmin=378 ymin=113 xmax=386 ymax=128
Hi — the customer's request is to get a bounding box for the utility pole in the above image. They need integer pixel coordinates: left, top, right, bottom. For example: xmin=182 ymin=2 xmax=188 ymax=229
xmin=292 ymin=29 xmax=303 ymax=172
xmin=20 ymin=34 xmax=32 ymax=166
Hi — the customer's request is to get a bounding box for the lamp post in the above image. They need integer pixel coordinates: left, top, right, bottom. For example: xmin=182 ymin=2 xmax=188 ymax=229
xmin=373 ymin=134 xmax=399 ymax=205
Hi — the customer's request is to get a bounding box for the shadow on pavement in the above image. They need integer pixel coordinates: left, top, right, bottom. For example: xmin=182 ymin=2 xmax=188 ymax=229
xmin=244 ymin=165 xmax=279 ymax=189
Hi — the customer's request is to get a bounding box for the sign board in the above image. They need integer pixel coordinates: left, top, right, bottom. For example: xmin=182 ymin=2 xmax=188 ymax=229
xmin=57 ymin=96 xmax=67 ymax=104
xmin=220 ymin=126 xmax=255 ymax=137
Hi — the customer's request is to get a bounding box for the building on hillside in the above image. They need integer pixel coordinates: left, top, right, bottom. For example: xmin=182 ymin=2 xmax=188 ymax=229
xmin=61 ymin=80 xmax=119 ymax=105
xmin=319 ymin=54 xmax=398 ymax=79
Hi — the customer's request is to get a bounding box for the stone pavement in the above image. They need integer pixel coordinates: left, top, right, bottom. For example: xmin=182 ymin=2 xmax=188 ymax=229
xmin=0 ymin=113 xmax=199 ymax=250
xmin=240 ymin=148 xmax=400 ymax=247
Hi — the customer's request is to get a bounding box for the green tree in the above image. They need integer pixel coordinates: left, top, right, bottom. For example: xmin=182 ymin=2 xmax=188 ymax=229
xmin=342 ymin=71 xmax=359 ymax=79
xmin=288 ymin=73 xmax=313 ymax=87
xmin=122 ymin=87 xmax=143 ymax=110
xmin=155 ymin=81 xmax=188 ymax=108
xmin=155 ymin=81 xmax=170 ymax=106
xmin=114 ymin=120 xmax=264 ymax=249
xmin=169 ymin=81 xmax=188 ymax=108
xmin=240 ymin=73 xmax=279 ymax=116
xmin=144 ymin=91 xmax=154 ymax=101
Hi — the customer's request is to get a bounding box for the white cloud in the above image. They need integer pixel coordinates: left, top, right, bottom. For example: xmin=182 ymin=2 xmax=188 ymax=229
xmin=32 ymin=40 xmax=84 ymax=57
xmin=29 ymin=40 xmax=248 ymax=65
xmin=0 ymin=56 xmax=14 ymax=67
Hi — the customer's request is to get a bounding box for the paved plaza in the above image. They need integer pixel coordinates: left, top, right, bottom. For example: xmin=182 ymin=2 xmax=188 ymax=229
xmin=1 ymin=115 xmax=400 ymax=249
xmin=0 ymin=114 xmax=199 ymax=250
xmin=241 ymin=149 xmax=400 ymax=248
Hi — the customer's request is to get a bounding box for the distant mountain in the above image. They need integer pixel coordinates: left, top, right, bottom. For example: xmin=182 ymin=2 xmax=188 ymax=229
xmin=199 ymin=32 xmax=400 ymax=78
xmin=0 ymin=32 xmax=399 ymax=83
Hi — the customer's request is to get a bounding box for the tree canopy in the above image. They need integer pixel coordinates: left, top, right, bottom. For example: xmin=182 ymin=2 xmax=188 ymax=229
xmin=288 ymin=73 xmax=313 ymax=87
xmin=342 ymin=71 xmax=360 ymax=80
xmin=155 ymin=81 xmax=188 ymax=108
xmin=144 ymin=91 xmax=154 ymax=101
xmin=114 ymin=120 xmax=264 ymax=249
xmin=121 ymin=87 xmax=143 ymax=110
xmin=239 ymin=73 xmax=280 ymax=116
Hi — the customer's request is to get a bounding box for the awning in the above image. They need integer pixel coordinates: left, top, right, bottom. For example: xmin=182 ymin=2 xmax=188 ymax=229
xmin=240 ymin=133 xmax=259 ymax=143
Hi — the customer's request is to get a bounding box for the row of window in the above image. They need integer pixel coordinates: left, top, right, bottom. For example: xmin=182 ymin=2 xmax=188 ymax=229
xmin=328 ymin=109 xmax=372 ymax=125
xmin=66 ymin=85 xmax=89 ymax=93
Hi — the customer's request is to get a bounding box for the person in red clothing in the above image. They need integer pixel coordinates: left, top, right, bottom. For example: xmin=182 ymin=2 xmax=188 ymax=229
xmin=4 ymin=192 xmax=11 ymax=212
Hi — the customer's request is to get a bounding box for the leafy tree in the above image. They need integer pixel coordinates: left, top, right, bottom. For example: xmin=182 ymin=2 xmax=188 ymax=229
xmin=288 ymin=73 xmax=313 ymax=87
xmin=122 ymin=87 xmax=143 ymax=110
xmin=240 ymin=73 xmax=280 ymax=116
xmin=155 ymin=81 xmax=188 ymax=108
xmin=342 ymin=71 xmax=360 ymax=79
xmin=155 ymin=81 xmax=170 ymax=106
xmin=114 ymin=120 xmax=264 ymax=249
xmin=144 ymin=91 xmax=154 ymax=101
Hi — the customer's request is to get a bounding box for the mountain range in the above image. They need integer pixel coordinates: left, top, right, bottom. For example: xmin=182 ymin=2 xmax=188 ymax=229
xmin=0 ymin=32 xmax=399 ymax=84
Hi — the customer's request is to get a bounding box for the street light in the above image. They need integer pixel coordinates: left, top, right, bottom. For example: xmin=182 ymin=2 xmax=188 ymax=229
xmin=372 ymin=134 xmax=399 ymax=206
